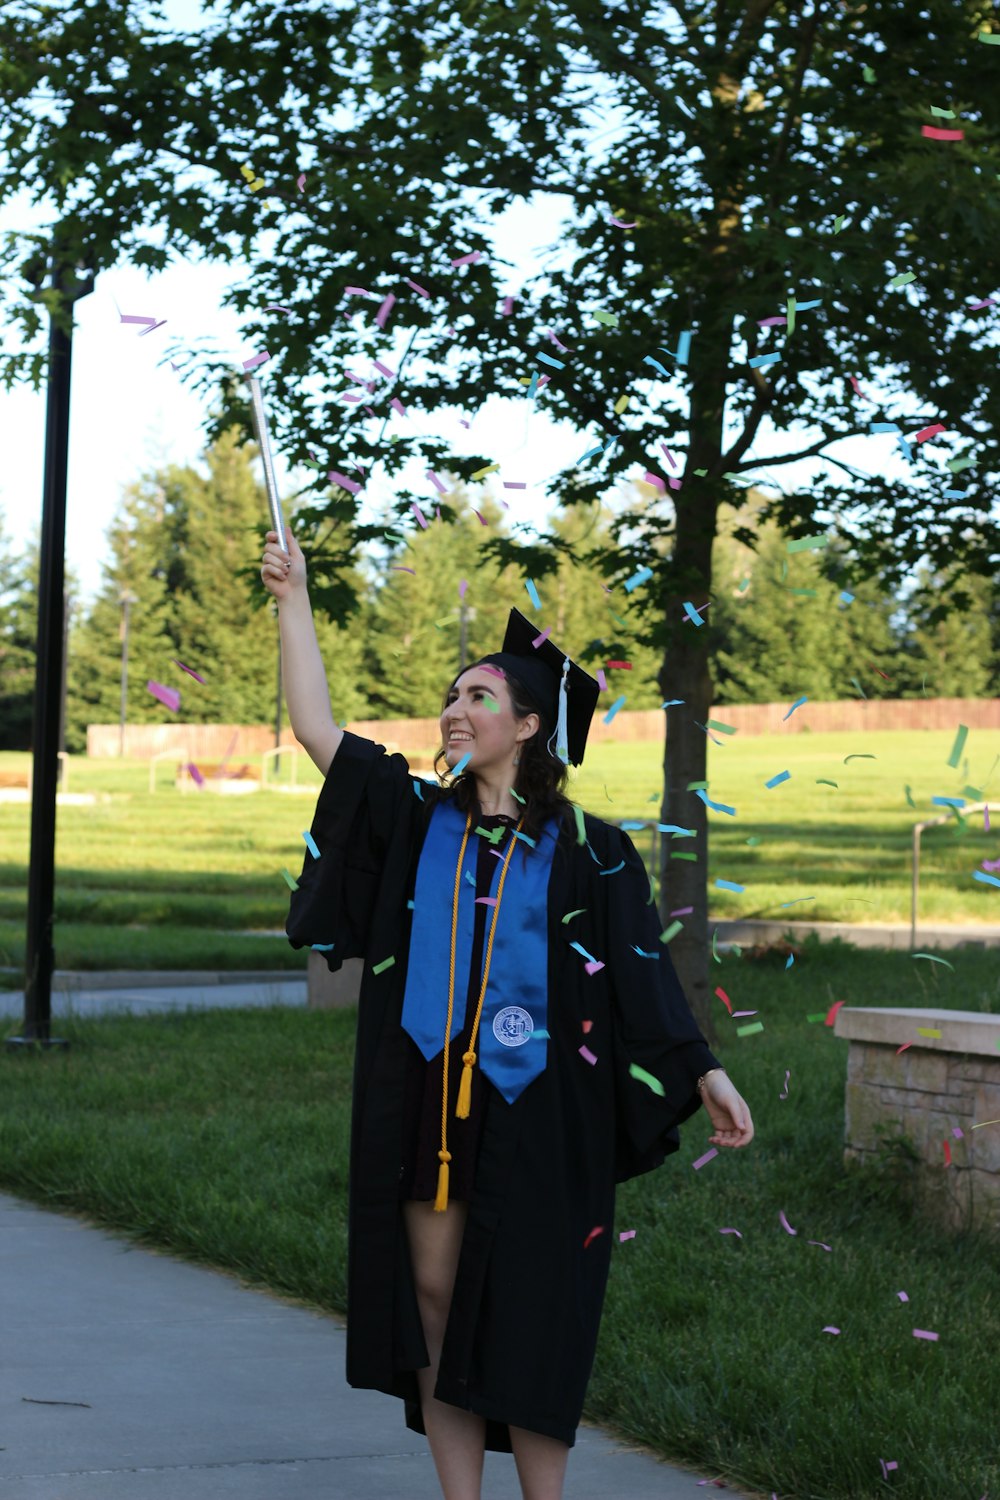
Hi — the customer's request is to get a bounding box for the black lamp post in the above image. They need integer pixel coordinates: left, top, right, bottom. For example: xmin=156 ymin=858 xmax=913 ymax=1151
xmin=7 ymin=249 xmax=94 ymax=1051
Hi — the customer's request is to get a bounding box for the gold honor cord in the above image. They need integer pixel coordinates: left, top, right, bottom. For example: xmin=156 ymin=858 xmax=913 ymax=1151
xmin=435 ymin=812 xmax=526 ymax=1213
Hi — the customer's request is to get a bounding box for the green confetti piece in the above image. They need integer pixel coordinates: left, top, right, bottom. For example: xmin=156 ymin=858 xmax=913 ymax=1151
xmin=806 ymin=1012 xmax=827 ymax=1023
xmin=889 ymin=271 xmax=916 ymax=288
xmin=629 ymin=1062 xmax=665 ymax=1096
xmin=593 ymin=309 xmax=619 ymax=327
xmin=687 ymin=780 xmax=709 ymax=791
xmin=562 ymin=908 xmax=587 ymax=924
xmin=659 ymin=920 xmax=683 ymax=944
xmin=746 ymin=836 xmax=762 ymax=846
xmin=833 ymin=215 xmax=848 ymax=233
xmin=912 ymin=953 xmax=955 ymax=970
xmin=904 ymin=785 xmax=916 ymax=808
xmin=930 ymin=106 xmax=956 ymax=118
xmin=671 ymin=851 xmax=698 ymax=862
xmin=706 ymin=719 xmax=738 ymax=735
xmin=786 ymin=534 xmax=830 ymax=553
xmin=279 ymin=867 xmax=299 ymax=891
xmin=963 ymin=785 xmax=982 ymax=799
xmin=372 ymin=955 xmax=396 ymax=975
xmin=816 ymin=779 xmax=839 ymax=788
xmin=790 ymin=588 xmax=817 ymax=597
xmin=979 ymin=30 xmax=1000 ymax=42
xmin=863 ymin=63 xmax=876 ymax=80
xmin=574 ymin=805 xmax=587 ymax=845
xmin=510 ymin=786 xmax=526 ymax=804
xmin=947 ymin=456 xmax=976 ymax=473
xmin=947 ymin=724 xmax=969 ymax=769
xmin=694 ymin=467 xmax=708 ymax=476
xmin=737 ymin=1021 xmax=765 ymax=1037
xmin=844 ymin=754 xmax=877 ymax=763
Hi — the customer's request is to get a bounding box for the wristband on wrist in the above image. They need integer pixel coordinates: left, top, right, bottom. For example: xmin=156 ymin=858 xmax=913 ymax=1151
xmin=696 ymin=1067 xmax=725 ymax=1095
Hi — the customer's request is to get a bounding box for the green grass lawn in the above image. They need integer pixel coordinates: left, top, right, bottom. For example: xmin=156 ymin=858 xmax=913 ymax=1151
xmin=1 ymin=944 xmax=997 ymax=1499
xmin=1 ymin=726 xmax=998 ymax=978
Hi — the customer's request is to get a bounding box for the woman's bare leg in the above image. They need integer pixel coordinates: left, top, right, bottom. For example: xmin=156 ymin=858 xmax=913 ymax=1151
xmin=510 ymin=1425 xmax=570 ymax=1500
xmin=403 ymin=1199 xmax=486 ymax=1500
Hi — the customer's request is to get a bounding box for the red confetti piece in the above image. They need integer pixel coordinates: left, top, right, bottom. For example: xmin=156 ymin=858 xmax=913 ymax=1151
xmin=915 ymin=422 xmax=946 ymax=443
xmin=582 ymin=1225 xmax=604 ymax=1249
xmin=921 ymin=125 xmax=964 ymax=140
xmin=825 ymin=999 xmax=845 ymax=1026
xmin=606 ymin=660 xmax=632 ymax=669
xmin=581 ymin=1019 xmax=593 ymax=1034
xmin=715 ymin=986 xmax=733 ymax=1014
xmin=943 ymin=1139 xmax=952 ymax=1167
xmin=896 ymin=1042 xmax=913 ymax=1055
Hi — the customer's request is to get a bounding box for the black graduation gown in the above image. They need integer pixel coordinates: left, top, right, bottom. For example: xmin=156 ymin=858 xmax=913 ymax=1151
xmin=287 ymin=732 xmax=721 ymax=1451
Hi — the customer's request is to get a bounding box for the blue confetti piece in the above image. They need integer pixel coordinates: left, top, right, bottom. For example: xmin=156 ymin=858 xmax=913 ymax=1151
xmin=412 ymin=779 xmax=424 ymax=800
xmin=932 ymin=796 xmax=966 ymax=808
xmin=312 ymin=942 xmax=335 ymax=952
xmin=765 ymin=770 xmax=791 ymax=789
xmin=578 ymin=440 xmax=605 ymax=462
xmin=631 ymin=945 xmax=660 ymax=958
xmin=696 ymin=790 xmax=737 ymax=816
xmin=514 ymin=830 xmax=537 ymax=847
xmin=797 ymin=298 xmax=822 ymax=311
xmin=620 ymin=821 xmax=647 ymax=831
xmin=302 ymin=830 xmax=321 ymax=858
xmin=839 ymin=590 xmax=855 ymax=604
xmin=603 ymin=694 xmax=627 ymax=724
xmin=783 ymin=695 xmax=808 ymax=720
xmin=785 ymin=954 xmax=795 ymax=969
xmin=599 ymin=859 xmax=626 ymax=876
xmin=870 ymin=421 xmax=901 ymax=433
xmin=749 ymin=352 xmax=781 ymax=368
xmin=661 ymin=698 xmax=686 ymax=707
xmin=537 ymin=351 xmax=565 ymax=368
xmin=681 ymin=601 xmax=704 ymax=625
xmin=974 ymin=870 xmax=1000 ymax=887
xmin=897 ymin=434 xmax=914 ymax=462
xmin=465 ymin=869 xmax=477 ymax=886
xmin=658 ymin=824 xmax=696 ymax=836
xmin=672 ymin=330 xmax=693 ymax=364
xmin=624 ymin=565 xmax=653 ymax=593
xmin=715 ymin=878 xmax=746 ymax=893
xmin=526 ymin=370 xmax=539 ymax=399
xmin=570 ymin=940 xmax=597 ymax=962
xmin=943 ymin=488 xmax=966 ymax=499
xmin=643 ymin=355 xmax=672 ymax=378
xmin=525 ymin=578 xmax=541 ymax=610
xmin=452 ymin=751 xmax=472 ymax=775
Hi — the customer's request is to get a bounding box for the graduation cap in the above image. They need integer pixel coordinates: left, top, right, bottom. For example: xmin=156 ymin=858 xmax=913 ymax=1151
xmin=476 ymin=608 xmax=600 ymax=767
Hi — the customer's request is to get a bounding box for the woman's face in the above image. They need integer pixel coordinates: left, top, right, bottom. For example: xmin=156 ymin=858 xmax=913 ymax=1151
xmin=440 ymin=667 xmax=538 ymax=775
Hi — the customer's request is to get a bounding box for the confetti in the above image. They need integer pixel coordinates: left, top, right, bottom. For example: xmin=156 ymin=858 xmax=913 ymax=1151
xmin=779 ymin=1069 xmax=791 ymax=1099
xmin=372 ymin=955 xmax=396 ymax=975
xmin=915 ymin=422 xmax=946 ymax=442
xmin=737 ymin=1021 xmax=764 ymax=1037
xmin=697 ymin=791 xmax=737 ymax=816
xmin=579 ymin=1045 xmax=598 ymax=1065
xmin=844 ymin=753 xmax=876 ymax=763
xmin=242 ymin=350 xmax=270 ymax=372
xmin=921 ymin=125 xmax=964 ymax=140
xmin=692 ymin=1148 xmax=718 ymax=1171
xmin=715 ymin=878 xmax=745 ymax=893
xmin=186 ymin=763 xmax=204 ymax=787
xmin=912 ymin=954 xmax=955 ymax=969
xmin=706 ymin=718 xmax=737 ymax=735
xmin=279 ymin=867 xmax=299 ymax=891
xmin=719 ymin=1227 xmax=743 ymax=1238
xmin=603 ymin=695 xmax=627 ymax=724
xmin=583 ymin=1225 xmax=605 ymax=1249
xmin=592 ymin=309 xmax=619 ymax=327
xmin=918 ymin=1026 xmax=943 ymax=1038
xmin=779 ymin=1211 xmax=798 ymax=1236
xmin=715 ymin=987 xmax=733 ymax=1014
xmin=974 ymin=870 xmax=1000 ymax=888
xmin=619 ymin=1228 xmax=636 ymax=1241
xmin=524 ymin=578 xmax=541 ymax=610
xmin=451 ymin=751 xmax=472 ymax=776
xmin=624 ymin=565 xmax=653 ymax=592
xmin=947 ymin=723 xmax=969 ymax=768
xmin=765 ymin=770 xmax=791 ymax=789
xmin=783 ymin=696 xmax=807 ymax=720
xmin=629 ymin=1063 xmax=665 ymax=1096
xmin=584 ymin=960 xmax=605 ymax=976
xmin=171 ymin=659 xmax=205 ymax=683
xmin=312 ymin=942 xmax=334 ymax=952
xmin=682 ymin=600 xmax=705 ymax=625
xmin=821 ymin=1326 xmax=841 ymax=1335
xmin=826 ymin=1000 xmax=846 ymax=1027
xmin=330 ymin=471 xmax=362 ymax=495
xmin=889 ymin=271 xmax=917 ymax=287
xmin=302 ymin=831 xmax=321 ymax=859
xmin=786 ymin=534 xmax=830 ymax=553
xmin=897 ymin=1290 xmax=910 ymax=1302
xmin=809 ymin=1241 xmax=833 ymax=1251
xmin=912 ymin=1328 xmax=939 ymax=1341
xmin=609 ymin=216 xmax=638 ymax=227
xmin=146 ymin=680 xmax=180 ymax=712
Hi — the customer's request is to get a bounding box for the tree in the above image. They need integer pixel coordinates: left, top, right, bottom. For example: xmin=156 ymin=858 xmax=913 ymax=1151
xmin=4 ymin=2 xmax=1000 ymax=1024
xmin=902 ymin=567 xmax=997 ymax=697
xmin=0 ymin=511 xmax=37 ymax=750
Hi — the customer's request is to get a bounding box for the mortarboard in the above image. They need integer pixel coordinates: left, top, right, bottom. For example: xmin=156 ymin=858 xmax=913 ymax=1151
xmin=475 ymin=608 xmax=600 ymax=767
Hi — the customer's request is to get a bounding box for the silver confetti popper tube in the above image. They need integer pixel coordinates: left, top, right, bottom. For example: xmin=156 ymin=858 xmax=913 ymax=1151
xmin=245 ymin=374 xmax=286 ymax=553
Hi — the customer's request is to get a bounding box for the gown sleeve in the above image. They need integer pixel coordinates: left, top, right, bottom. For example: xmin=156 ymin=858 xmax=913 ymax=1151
xmin=600 ymin=824 xmax=723 ymax=1178
xmin=285 ymin=731 xmax=426 ymax=969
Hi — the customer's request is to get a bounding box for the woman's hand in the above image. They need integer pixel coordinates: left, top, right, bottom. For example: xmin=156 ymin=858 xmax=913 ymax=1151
xmin=261 ymin=527 xmax=307 ymax=602
xmin=700 ymin=1071 xmax=754 ymax=1148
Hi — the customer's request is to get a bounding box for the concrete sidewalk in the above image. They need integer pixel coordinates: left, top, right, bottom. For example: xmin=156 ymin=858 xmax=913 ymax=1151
xmin=0 ymin=1194 xmax=754 ymax=1499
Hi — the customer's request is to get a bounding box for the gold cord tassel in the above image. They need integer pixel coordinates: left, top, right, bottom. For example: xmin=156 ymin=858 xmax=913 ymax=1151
xmin=456 ymin=1050 xmax=477 ymax=1119
xmin=434 ymin=1148 xmax=452 ymax=1213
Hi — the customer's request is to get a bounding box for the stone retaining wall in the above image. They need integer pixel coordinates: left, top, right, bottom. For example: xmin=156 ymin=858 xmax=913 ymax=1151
xmin=834 ymin=1006 xmax=1000 ymax=1236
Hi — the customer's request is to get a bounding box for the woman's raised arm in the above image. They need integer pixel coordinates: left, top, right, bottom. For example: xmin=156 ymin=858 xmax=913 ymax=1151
xmin=261 ymin=529 xmax=343 ymax=777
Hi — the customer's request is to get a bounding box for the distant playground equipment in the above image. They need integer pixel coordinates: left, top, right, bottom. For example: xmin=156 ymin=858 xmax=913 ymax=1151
xmin=261 ymin=744 xmax=299 ymax=790
xmin=176 ymin=758 xmax=259 ymax=794
xmin=911 ymin=802 xmax=997 ymax=948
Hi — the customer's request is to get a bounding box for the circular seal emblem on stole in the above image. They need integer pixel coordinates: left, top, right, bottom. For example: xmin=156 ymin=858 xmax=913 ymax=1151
xmin=492 ymin=1005 xmax=534 ymax=1048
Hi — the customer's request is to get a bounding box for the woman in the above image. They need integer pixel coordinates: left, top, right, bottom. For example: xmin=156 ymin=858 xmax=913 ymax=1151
xmin=261 ymin=528 xmax=754 ymax=1500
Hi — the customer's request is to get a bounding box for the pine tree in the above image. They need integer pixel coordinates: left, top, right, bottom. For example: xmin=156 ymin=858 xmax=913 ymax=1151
xmin=902 ymin=570 xmax=996 ymax=698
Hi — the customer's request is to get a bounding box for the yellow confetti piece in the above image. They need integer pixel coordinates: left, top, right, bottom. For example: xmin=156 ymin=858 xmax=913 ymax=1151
xmin=471 ymin=462 xmax=500 ymax=479
xmin=613 ymin=394 xmax=629 ymax=415
xmin=917 ymin=1027 xmax=943 ymax=1038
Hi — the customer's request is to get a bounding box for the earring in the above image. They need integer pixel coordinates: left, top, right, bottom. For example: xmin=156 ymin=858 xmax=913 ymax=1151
xmin=512 ymin=748 xmax=521 ymax=766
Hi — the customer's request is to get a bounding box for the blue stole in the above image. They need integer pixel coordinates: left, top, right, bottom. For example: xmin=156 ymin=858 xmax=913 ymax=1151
xmin=401 ymin=798 xmax=557 ymax=1104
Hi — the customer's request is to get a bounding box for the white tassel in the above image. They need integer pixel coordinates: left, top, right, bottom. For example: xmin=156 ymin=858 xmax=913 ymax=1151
xmin=553 ymin=656 xmax=570 ymax=764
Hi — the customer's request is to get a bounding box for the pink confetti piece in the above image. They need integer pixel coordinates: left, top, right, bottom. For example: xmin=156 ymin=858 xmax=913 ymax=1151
xmin=619 ymin=1228 xmax=636 ymax=1241
xmin=732 ymin=1010 xmax=758 ymax=1018
xmin=912 ymin=1328 xmax=939 ymax=1341
xmin=608 ymin=216 xmax=638 ymax=227
xmin=966 ymin=296 xmax=995 ymax=310
xmin=405 ymin=277 xmax=431 ymax=297
xmin=390 ymin=566 xmax=415 ymax=574
xmin=643 ymin=470 xmax=666 ymax=490
xmin=119 ymin=312 xmax=158 ymax=326
xmin=670 ymin=905 xmax=694 ymax=917
xmin=579 ymin=1045 xmax=598 ymax=1065
xmin=328 ymin=470 xmax=361 ymax=495
xmin=411 ymin=502 xmax=429 ymax=529
xmin=375 ymin=292 xmax=396 ymax=328
xmin=952 ymin=1126 xmax=964 ymax=1139
xmin=373 ymin=358 xmax=397 ymax=379
xmin=779 ymin=1210 xmax=798 ymax=1236
xmin=583 ymin=1225 xmax=604 ymax=1249
xmin=242 ymin=350 xmax=270 ymax=372
xmin=480 ymin=664 xmax=505 ymax=679
xmin=171 ymin=658 xmax=205 ymax=683
xmin=425 ymin=470 xmax=447 ymax=494
xmin=138 ymin=319 xmax=167 ymax=336
xmin=471 ymin=509 xmax=487 ymax=526
xmin=344 ymin=285 xmax=372 ymax=296
xmin=450 ymin=249 xmax=483 ymax=267
xmin=503 ymin=480 xmax=527 ymax=489
xmin=474 ymin=895 xmax=498 ymax=906
xmin=532 ymin=628 xmax=552 ymax=648
xmin=896 ymin=1042 xmax=913 ymax=1055
xmin=263 ymin=304 xmax=292 ymax=314
xmin=584 ymin=960 xmax=605 ymax=976
xmin=921 ymin=124 xmax=964 ymax=140
xmin=296 ymin=172 xmax=306 ymax=192
xmin=757 ymin=314 xmax=788 ymax=327
xmin=187 ymin=762 xmax=204 ymax=787
xmin=915 ymin=422 xmax=946 ymax=442
xmin=808 ymin=1241 xmax=833 ymax=1251
xmin=458 ymin=578 xmax=468 ymax=600
xmin=880 ymin=1460 xmax=899 ymax=1478
xmin=897 ymin=1290 xmax=909 ymax=1302
xmin=849 ymin=375 xmax=873 ymax=399
xmin=501 ymin=295 xmax=516 ymax=315
xmin=596 ymin=668 xmax=607 ymax=692
xmin=821 ymin=1326 xmax=840 ymax=1335
xmin=390 ymin=397 xmax=407 ymax=416
xmin=692 ymin=1148 xmax=718 ymax=1171
xmin=146 ymin=680 xmax=180 ymax=713
xmin=719 ymin=1227 xmax=743 ymax=1238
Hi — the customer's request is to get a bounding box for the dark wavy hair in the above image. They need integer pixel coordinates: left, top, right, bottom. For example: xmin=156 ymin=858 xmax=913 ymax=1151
xmin=435 ymin=664 xmax=574 ymax=843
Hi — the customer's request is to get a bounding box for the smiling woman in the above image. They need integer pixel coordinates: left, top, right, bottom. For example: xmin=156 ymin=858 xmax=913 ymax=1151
xmin=260 ymin=528 xmax=754 ymax=1500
